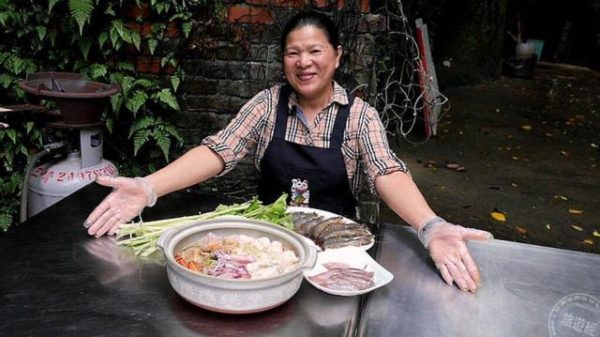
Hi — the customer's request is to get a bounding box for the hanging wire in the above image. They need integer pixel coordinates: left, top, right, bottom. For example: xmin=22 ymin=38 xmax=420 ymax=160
xmin=369 ymin=0 xmax=449 ymax=144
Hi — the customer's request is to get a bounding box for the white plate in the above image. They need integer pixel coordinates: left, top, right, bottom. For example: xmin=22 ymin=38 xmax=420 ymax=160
xmin=303 ymin=246 xmax=394 ymax=296
xmin=286 ymin=206 xmax=374 ymax=251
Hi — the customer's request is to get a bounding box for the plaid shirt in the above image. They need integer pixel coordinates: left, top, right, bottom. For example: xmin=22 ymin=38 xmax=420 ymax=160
xmin=202 ymin=81 xmax=408 ymax=197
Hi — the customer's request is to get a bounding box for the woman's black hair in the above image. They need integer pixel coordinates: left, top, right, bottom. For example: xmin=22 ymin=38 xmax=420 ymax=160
xmin=280 ymin=11 xmax=340 ymax=51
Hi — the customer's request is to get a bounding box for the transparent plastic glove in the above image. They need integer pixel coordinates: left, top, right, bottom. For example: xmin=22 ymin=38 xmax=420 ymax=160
xmin=418 ymin=216 xmax=493 ymax=292
xmin=84 ymin=176 xmax=157 ymax=238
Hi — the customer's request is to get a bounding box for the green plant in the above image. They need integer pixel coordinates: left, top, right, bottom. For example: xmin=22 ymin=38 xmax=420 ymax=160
xmin=0 ymin=122 xmax=42 ymax=231
xmin=0 ymin=0 xmax=221 ymax=231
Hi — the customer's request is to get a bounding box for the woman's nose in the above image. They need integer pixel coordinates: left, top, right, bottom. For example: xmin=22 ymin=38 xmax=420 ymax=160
xmin=296 ymin=52 xmax=311 ymax=67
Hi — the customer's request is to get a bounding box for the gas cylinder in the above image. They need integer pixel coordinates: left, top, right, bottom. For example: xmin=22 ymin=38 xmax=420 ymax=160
xmin=27 ymin=152 xmax=118 ymax=217
xmin=26 ymin=128 xmax=118 ymax=218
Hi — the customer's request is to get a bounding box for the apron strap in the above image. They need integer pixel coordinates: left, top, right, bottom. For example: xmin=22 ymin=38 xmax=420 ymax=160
xmin=330 ymin=91 xmax=354 ymax=149
xmin=273 ymin=85 xmax=292 ymax=140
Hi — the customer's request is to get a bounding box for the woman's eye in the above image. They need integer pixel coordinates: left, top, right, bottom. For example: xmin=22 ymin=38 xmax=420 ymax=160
xmin=310 ymin=50 xmax=322 ymax=54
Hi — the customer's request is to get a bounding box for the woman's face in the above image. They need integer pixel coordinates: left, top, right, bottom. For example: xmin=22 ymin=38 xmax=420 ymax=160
xmin=283 ymin=25 xmax=342 ymax=103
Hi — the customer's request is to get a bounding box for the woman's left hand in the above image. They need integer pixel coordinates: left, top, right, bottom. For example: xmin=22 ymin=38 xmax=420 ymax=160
xmin=423 ymin=221 xmax=493 ymax=292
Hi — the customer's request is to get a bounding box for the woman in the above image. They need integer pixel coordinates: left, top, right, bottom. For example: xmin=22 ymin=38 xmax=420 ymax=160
xmin=85 ymin=11 xmax=492 ymax=292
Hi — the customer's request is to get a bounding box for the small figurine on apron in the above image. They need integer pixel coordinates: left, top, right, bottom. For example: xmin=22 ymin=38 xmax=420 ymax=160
xmin=290 ymin=178 xmax=310 ymax=207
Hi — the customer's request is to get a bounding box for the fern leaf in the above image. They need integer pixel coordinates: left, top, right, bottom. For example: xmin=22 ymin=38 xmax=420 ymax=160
xmin=182 ymin=21 xmax=192 ymax=38
xmin=170 ymin=76 xmax=180 ymax=92
xmin=35 ymin=26 xmax=47 ymax=41
xmin=110 ymin=95 xmax=122 ymax=117
xmin=69 ymin=0 xmax=94 ymax=35
xmin=116 ymin=62 xmax=136 ymax=72
xmin=132 ymin=78 xmax=154 ymax=89
xmin=153 ymin=132 xmax=171 ymax=162
xmin=118 ymin=76 xmax=134 ymax=95
xmin=6 ymin=129 xmax=16 ymax=143
xmin=130 ymin=32 xmax=141 ymax=51
xmin=153 ymin=89 xmax=180 ymax=111
xmin=125 ymin=91 xmax=148 ymax=117
xmin=79 ymin=36 xmax=92 ymax=60
xmin=98 ymin=31 xmax=108 ymax=49
xmin=164 ymin=124 xmax=183 ymax=143
xmin=0 ymin=73 xmax=12 ymax=88
xmin=48 ymin=0 xmax=60 ymax=14
xmin=25 ymin=121 xmax=34 ymax=134
xmin=89 ymin=64 xmax=107 ymax=79
xmin=129 ymin=116 xmax=155 ymax=138
xmin=147 ymin=39 xmax=158 ymax=55
xmin=133 ymin=130 xmax=150 ymax=156
xmin=0 ymin=212 xmax=12 ymax=231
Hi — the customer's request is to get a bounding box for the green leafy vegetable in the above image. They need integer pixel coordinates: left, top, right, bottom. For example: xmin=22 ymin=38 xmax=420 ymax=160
xmin=117 ymin=193 xmax=292 ymax=257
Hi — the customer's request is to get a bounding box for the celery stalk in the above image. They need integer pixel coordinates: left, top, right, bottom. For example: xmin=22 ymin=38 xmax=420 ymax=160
xmin=116 ymin=193 xmax=291 ymax=257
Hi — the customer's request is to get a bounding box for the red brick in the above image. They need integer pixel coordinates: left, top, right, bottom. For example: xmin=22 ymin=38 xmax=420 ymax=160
xmin=164 ymin=22 xmax=179 ymax=38
xmin=246 ymin=0 xmax=306 ymax=6
xmin=314 ymin=0 xmax=328 ymax=8
xmin=125 ymin=2 xmax=151 ymax=20
xmin=228 ymin=5 xmax=273 ymax=24
xmin=359 ymin=0 xmax=370 ymax=13
xmin=136 ymin=56 xmax=161 ymax=74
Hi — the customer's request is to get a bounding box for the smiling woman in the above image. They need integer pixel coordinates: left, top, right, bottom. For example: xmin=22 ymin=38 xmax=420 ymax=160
xmin=85 ymin=11 xmax=493 ymax=293
xmin=282 ymin=14 xmax=342 ymax=118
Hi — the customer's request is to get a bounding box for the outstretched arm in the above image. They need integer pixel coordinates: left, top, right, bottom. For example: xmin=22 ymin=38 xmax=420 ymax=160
xmin=85 ymin=145 xmax=224 ymax=237
xmin=375 ymin=171 xmax=493 ymax=292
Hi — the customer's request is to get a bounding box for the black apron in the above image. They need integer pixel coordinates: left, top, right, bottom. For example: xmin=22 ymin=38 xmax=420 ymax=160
xmin=257 ymin=85 xmax=356 ymax=218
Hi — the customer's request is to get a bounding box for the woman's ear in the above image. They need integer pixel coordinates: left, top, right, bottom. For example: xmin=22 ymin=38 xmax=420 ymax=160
xmin=335 ymin=46 xmax=343 ymax=68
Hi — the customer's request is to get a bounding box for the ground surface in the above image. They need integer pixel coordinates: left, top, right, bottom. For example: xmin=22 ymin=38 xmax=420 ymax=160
xmin=381 ymin=62 xmax=600 ymax=254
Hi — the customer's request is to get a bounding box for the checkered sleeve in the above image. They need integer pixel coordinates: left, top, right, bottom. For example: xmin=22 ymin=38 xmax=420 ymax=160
xmin=357 ymin=101 xmax=408 ymax=192
xmin=201 ymin=89 xmax=270 ymax=176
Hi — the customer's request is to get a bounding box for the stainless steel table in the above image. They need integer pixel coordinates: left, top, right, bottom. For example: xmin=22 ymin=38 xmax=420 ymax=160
xmin=360 ymin=224 xmax=600 ymax=337
xmin=2 ymin=184 xmax=600 ymax=337
xmin=0 ymin=184 xmax=361 ymax=337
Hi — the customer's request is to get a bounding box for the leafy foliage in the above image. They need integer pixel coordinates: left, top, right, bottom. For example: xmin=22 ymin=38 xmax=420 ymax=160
xmin=0 ymin=0 xmax=221 ymax=231
xmin=0 ymin=122 xmax=42 ymax=231
xmin=68 ymin=0 xmax=94 ymax=35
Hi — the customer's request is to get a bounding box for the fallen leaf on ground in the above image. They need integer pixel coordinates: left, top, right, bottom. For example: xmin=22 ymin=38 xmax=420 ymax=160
xmin=593 ymin=231 xmax=600 ymax=237
xmin=491 ymin=211 xmax=506 ymax=222
xmin=521 ymin=125 xmax=532 ymax=131
xmin=569 ymin=209 xmax=583 ymax=214
xmin=561 ymin=150 xmax=569 ymax=156
xmin=582 ymin=239 xmax=594 ymax=245
xmin=446 ymin=163 xmax=461 ymax=169
xmin=511 ymin=183 xmax=518 ymax=187
xmin=546 ymin=224 xmax=551 ymax=230
xmin=515 ymin=226 xmax=528 ymax=235
xmin=553 ymin=195 xmax=569 ymax=200
xmin=571 ymin=225 xmax=584 ymax=231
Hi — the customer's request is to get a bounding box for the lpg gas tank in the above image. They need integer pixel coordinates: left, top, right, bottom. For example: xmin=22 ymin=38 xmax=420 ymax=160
xmin=27 ymin=152 xmax=118 ymax=218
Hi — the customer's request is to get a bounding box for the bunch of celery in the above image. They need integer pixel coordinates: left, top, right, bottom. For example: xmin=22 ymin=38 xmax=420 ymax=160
xmin=117 ymin=194 xmax=293 ymax=257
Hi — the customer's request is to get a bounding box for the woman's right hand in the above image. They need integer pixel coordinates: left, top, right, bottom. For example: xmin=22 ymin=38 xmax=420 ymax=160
xmin=84 ymin=176 xmax=157 ymax=238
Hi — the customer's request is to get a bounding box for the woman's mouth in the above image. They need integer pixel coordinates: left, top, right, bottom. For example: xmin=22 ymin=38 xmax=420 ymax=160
xmin=297 ymin=73 xmax=316 ymax=81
